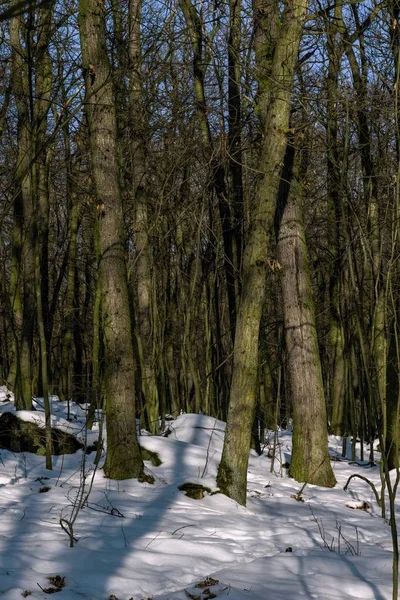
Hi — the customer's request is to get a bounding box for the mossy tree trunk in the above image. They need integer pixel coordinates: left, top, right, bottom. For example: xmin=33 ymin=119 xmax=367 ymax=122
xmin=217 ymin=0 xmax=308 ymax=505
xmin=79 ymin=0 xmax=144 ymax=480
xmin=277 ymin=141 xmax=335 ymax=488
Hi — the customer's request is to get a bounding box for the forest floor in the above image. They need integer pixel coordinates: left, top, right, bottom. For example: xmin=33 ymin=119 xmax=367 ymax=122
xmin=0 ymin=391 xmax=395 ymax=599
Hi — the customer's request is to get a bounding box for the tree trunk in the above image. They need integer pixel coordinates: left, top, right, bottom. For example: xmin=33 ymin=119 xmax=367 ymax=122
xmin=34 ymin=0 xmax=55 ymax=468
xmin=326 ymin=6 xmax=347 ymax=435
xmin=9 ymin=2 xmax=35 ymax=409
xmin=34 ymin=0 xmax=54 ymax=372
xmin=277 ymin=145 xmax=335 ymax=487
xmin=129 ymin=0 xmax=159 ymax=433
xmin=228 ymin=0 xmax=244 ymax=300
xmin=217 ymin=0 xmax=308 ymax=505
xmin=79 ymin=0 xmax=144 ymax=480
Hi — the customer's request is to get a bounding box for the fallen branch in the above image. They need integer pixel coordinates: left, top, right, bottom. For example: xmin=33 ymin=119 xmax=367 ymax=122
xmin=343 ymin=473 xmax=381 ymax=507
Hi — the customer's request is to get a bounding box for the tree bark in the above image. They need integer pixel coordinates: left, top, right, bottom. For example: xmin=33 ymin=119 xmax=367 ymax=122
xmin=79 ymin=0 xmax=144 ymax=480
xmin=217 ymin=0 xmax=308 ymax=505
xmin=325 ymin=6 xmax=346 ymax=435
xmin=277 ymin=143 xmax=335 ymax=487
xmin=9 ymin=1 xmax=35 ymax=409
xmin=34 ymin=0 xmax=55 ymax=468
xmin=129 ymin=0 xmax=159 ymax=433
xmin=228 ymin=0 xmax=244 ymax=298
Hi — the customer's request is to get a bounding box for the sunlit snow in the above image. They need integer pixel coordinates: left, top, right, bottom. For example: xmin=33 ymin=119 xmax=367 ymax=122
xmin=0 ymin=397 xmax=395 ymax=599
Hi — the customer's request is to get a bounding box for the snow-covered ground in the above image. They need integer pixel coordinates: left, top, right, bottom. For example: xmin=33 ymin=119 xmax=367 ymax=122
xmin=0 ymin=391 xmax=395 ymax=599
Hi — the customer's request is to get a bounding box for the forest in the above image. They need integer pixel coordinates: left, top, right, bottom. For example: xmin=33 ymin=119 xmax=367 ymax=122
xmin=2 ymin=0 xmax=400 ymax=598
xmin=0 ymin=0 xmax=399 ymax=513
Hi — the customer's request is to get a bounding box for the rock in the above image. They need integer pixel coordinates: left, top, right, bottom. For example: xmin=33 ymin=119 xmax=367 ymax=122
xmin=178 ymin=482 xmax=212 ymax=500
xmin=0 ymin=412 xmax=83 ymax=455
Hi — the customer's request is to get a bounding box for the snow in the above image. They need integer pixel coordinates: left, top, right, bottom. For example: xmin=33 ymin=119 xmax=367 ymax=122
xmin=0 ymin=401 xmax=396 ymax=599
xmin=0 ymin=386 xmax=13 ymax=404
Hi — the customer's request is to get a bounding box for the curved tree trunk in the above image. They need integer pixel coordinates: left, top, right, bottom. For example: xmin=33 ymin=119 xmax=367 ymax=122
xmin=217 ymin=0 xmax=308 ymax=505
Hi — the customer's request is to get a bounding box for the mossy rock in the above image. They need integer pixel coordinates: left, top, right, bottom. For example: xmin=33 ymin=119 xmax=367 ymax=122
xmin=138 ymin=471 xmax=155 ymax=484
xmin=140 ymin=446 xmax=162 ymax=466
xmin=0 ymin=412 xmax=83 ymax=455
xmin=178 ymin=482 xmax=212 ymax=500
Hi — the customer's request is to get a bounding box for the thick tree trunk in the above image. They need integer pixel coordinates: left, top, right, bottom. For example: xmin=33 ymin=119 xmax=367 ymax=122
xmin=277 ymin=150 xmax=336 ymax=487
xmin=217 ymin=0 xmax=308 ymax=505
xmin=79 ymin=0 xmax=144 ymax=480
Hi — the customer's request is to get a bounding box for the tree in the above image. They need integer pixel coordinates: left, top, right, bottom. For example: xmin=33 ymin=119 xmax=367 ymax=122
xmin=8 ymin=0 xmax=36 ymax=409
xmin=78 ymin=0 xmax=145 ymax=480
xmin=128 ymin=0 xmax=159 ymax=433
xmin=277 ymin=129 xmax=335 ymax=487
xmin=217 ymin=0 xmax=309 ymax=505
